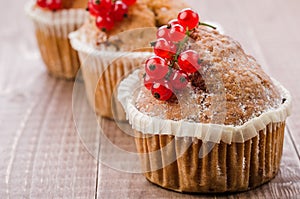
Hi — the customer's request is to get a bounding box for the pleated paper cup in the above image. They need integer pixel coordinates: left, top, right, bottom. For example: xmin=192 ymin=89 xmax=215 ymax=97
xmin=69 ymin=29 xmax=154 ymax=121
xmin=118 ymin=70 xmax=292 ymax=193
xmin=25 ymin=1 xmax=88 ymax=79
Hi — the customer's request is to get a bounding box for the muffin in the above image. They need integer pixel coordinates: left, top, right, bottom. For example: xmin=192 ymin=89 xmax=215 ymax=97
xmin=117 ymin=9 xmax=292 ymax=193
xmin=25 ymin=0 xmax=88 ymax=79
xmin=69 ymin=0 xmax=188 ymax=121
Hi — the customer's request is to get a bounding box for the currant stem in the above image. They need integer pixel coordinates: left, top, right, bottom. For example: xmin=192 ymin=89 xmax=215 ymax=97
xmin=199 ymin=22 xmax=217 ymax=30
xmin=174 ymin=33 xmax=189 ymax=61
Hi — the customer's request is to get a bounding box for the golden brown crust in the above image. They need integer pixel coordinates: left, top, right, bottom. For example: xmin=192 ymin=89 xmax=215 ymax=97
xmin=61 ymin=0 xmax=88 ymax=9
xmin=136 ymin=27 xmax=282 ymax=126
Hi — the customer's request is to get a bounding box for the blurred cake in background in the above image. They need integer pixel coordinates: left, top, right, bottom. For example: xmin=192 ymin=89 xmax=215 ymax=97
xmin=25 ymin=0 xmax=88 ymax=79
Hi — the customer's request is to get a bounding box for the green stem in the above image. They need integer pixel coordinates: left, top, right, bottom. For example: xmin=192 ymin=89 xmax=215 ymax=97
xmin=199 ymin=22 xmax=217 ymax=30
xmin=174 ymin=33 xmax=190 ymax=61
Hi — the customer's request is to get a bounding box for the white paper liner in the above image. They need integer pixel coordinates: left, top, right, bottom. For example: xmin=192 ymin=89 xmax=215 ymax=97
xmin=25 ymin=1 xmax=88 ymax=38
xmin=69 ymin=29 xmax=153 ymax=120
xmin=137 ymin=122 xmax=286 ymax=192
xmin=118 ymin=69 xmax=292 ymax=144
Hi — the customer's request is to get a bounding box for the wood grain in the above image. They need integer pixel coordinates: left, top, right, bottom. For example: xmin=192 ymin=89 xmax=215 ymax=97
xmin=0 ymin=0 xmax=299 ymax=198
xmin=0 ymin=76 xmax=99 ymax=198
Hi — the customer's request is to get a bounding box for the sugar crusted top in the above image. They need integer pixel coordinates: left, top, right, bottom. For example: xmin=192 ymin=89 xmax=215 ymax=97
xmin=136 ymin=27 xmax=282 ymax=126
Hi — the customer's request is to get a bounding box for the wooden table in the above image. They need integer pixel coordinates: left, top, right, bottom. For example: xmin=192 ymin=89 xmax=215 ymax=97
xmin=1 ymin=0 xmax=300 ymax=198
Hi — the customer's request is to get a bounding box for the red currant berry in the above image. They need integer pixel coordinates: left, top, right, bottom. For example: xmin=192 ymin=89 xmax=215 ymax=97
xmin=89 ymin=0 xmax=112 ymax=12
xmin=88 ymin=1 xmax=101 ymax=16
xmin=177 ymin=8 xmax=199 ymax=30
xmin=160 ymin=41 xmax=177 ymax=61
xmin=169 ymin=24 xmax=186 ymax=42
xmin=112 ymin=1 xmax=128 ymax=21
xmin=168 ymin=19 xmax=179 ymax=27
xmin=145 ymin=56 xmax=169 ymax=80
xmin=154 ymin=38 xmax=173 ymax=59
xmin=178 ymin=50 xmax=202 ymax=73
xmin=170 ymin=70 xmax=189 ymax=90
xmin=157 ymin=25 xmax=171 ymax=40
xmin=36 ymin=0 xmax=47 ymax=8
xmin=47 ymin=0 xmax=62 ymax=10
xmin=151 ymin=83 xmax=173 ymax=101
xmin=122 ymin=0 xmax=137 ymax=6
xmin=96 ymin=15 xmax=114 ymax=31
xmin=144 ymin=74 xmax=154 ymax=90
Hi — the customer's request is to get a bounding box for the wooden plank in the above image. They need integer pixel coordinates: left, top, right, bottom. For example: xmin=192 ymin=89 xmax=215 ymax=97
xmin=28 ymin=80 xmax=98 ymax=199
xmin=0 ymin=77 xmax=99 ymax=198
xmin=0 ymin=0 xmax=99 ymax=197
xmin=0 ymin=74 xmax=57 ymax=198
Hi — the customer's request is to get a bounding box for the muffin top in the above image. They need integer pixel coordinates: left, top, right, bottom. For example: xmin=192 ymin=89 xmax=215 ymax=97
xmin=79 ymin=2 xmax=155 ymax=49
xmin=61 ymin=0 xmax=88 ymax=9
xmin=77 ymin=0 xmax=188 ymax=49
xmin=135 ymin=26 xmax=283 ymax=126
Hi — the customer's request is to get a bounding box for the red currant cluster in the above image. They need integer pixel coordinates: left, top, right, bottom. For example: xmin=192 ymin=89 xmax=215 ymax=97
xmin=36 ymin=0 xmax=62 ymax=11
xmin=144 ymin=8 xmax=208 ymax=101
xmin=88 ymin=0 xmax=137 ymax=31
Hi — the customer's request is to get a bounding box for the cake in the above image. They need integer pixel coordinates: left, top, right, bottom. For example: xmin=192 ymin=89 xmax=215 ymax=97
xmin=69 ymin=0 xmax=188 ymax=121
xmin=117 ymin=8 xmax=292 ymax=193
xmin=25 ymin=0 xmax=88 ymax=79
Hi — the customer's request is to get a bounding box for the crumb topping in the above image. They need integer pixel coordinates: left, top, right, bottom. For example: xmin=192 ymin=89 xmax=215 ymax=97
xmin=136 ymin=27 xmax=282 ymax=126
